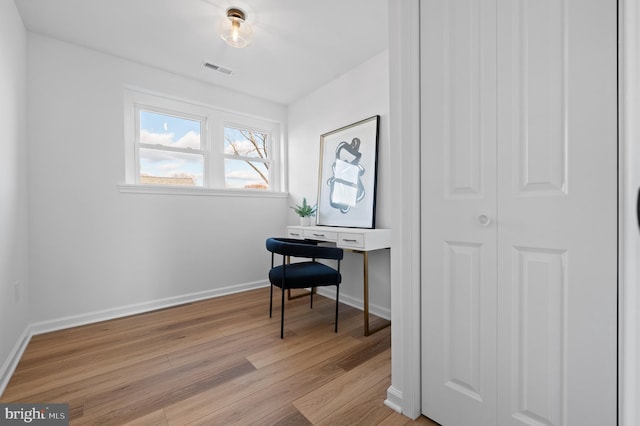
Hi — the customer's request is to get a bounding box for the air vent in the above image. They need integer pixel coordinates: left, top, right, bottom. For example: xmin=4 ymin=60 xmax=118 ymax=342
xmin=203 ymin=62 xmax=233 ymax=75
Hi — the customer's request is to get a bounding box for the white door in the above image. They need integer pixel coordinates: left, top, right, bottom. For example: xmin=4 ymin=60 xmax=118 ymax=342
xmin=420 ymin=1 xmax=499 ymax=425
xmin=421 ymin=0 xmax=618 ymax=425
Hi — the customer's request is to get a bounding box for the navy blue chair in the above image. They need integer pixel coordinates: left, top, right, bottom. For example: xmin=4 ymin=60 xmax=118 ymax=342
xmin=266 ymin=237 xmax=343 ymax=338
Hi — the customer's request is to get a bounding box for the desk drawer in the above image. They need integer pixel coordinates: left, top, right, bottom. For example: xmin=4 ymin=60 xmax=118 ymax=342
xmin=286 ymin=229 xmax=304 ymax=239
xmin=338 ymin=233 xmax=365 ymax=248
xmin=303 ymin=229 xmax=338 ymax=241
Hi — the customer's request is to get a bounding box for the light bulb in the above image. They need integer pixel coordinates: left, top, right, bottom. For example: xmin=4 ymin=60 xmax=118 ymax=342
xmin=232 ymin=21 xmax=240 ymax=42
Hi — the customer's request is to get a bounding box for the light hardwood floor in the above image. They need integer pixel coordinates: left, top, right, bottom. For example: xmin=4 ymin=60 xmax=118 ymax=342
xmin=1 ymin=287 xmax=437 ymax=425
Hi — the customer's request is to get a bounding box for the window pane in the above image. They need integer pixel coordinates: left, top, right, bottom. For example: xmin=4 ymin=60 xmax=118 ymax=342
xmin=140 ymin=110 xmax=201 ymax=149
xmin=224 ymin=127 xmax=268 ymax=158
xmin=224 ymin=159 xmax=269 ymax=190
xmin=140 ymin=148 xmax=204 ymax=186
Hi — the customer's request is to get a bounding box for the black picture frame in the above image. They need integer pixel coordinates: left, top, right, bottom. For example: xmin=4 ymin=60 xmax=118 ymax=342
xmin=316 ymin=115 xmax=380 ymax=228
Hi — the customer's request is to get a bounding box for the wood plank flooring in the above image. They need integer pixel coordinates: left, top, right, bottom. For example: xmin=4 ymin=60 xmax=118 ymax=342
xmin=1 ymin=288 xmax=437 ymax=425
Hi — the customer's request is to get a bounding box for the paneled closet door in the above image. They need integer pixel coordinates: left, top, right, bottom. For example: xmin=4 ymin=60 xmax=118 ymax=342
xmin=496 ymin=0 xmax=617 ymax=425
xmin=420 ymin=0 xmax=617 ymax=425
xmin=420 ymin=1 xmax=499 ymax=425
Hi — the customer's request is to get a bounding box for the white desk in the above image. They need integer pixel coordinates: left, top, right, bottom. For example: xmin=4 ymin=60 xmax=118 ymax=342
xmin=286 ymin=225 xmax=391 ymax=336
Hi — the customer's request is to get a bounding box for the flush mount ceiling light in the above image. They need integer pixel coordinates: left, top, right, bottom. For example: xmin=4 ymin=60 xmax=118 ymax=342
xmin=219 ymin=7 xmax=253 ymax=48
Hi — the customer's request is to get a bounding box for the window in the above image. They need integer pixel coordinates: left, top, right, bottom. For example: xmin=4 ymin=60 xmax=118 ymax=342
xmin=123 ymin=90 xmax=282 ymax=193
xmin=223 ymin=126 xmax=270 ymax=189
xmin=138 ymin=109 xmax=205 ymax=187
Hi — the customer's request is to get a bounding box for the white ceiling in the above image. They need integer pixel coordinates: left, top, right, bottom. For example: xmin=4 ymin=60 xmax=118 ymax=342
xmin=14 ymin=0 xmax=389 ymax=105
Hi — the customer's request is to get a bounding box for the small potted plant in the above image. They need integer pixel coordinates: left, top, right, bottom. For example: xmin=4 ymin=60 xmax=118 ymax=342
xmin=290 ymin=197 xmax=317 ymax=226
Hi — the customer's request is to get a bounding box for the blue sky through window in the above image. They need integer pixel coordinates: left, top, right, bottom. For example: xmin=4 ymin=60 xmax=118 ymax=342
xmin=138 ymin=110 xmax=203 ymax=185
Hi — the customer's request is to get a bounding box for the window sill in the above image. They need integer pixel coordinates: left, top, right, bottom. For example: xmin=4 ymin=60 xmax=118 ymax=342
xmin=118 ymin=183 xmax=288 ymax=198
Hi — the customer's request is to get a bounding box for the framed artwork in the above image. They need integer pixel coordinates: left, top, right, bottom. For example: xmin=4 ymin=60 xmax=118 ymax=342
xmin=316 ymin=115 xmax=380 ymax=228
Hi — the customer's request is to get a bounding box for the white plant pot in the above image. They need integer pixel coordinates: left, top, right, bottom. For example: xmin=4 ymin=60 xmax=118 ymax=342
xmin=300 ymin=216 xmax=312 ymax=226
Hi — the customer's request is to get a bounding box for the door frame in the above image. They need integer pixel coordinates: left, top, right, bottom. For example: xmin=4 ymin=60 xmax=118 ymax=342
xmin=385 ymin=0 xmax=422 ymax=419
xmin=388 ymin=0 xmax=637 ymax=423
xmin=619 ymin=0 xmax=640 ymax=424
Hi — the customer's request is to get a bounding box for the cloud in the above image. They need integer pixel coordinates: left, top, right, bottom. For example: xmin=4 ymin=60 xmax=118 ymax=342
xmin=140 ymin=130 xmax=201 ymax=149
xmin=140 ymin=148 xmax=178 ymax=162
xmin=139 ymin=148 xmax=203 ymax=184
xmin=226 ymin=169 xmax=260 ymax=181
xmin=174 ymin=131 xmax=201 ymax=149
xmin=157 ymin=162 xmax=187 ymax=172
xmin=224 ymin=139 xmax=265 ymax=157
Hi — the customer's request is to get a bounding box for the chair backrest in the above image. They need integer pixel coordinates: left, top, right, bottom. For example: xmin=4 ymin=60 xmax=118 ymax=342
xmin=266 ymin=237 xmax=343 ymax=260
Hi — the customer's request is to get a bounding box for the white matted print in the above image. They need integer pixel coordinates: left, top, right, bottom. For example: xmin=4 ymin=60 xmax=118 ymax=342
xmin=317 ymin=115 xmax=380 ymax=228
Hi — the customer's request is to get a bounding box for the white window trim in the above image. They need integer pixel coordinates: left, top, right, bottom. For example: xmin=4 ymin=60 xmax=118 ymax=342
xmin=121 ymin=89 xmax=284 ymax=195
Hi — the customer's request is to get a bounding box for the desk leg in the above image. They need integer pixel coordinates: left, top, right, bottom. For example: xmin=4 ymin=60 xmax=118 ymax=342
xmin=363 ymin=251 xmax=370 ymax=336
xmin=362 ymin=250 xmax=391 ymax=337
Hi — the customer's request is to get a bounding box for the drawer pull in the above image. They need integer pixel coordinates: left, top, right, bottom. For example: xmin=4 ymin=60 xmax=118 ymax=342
xmin=290 ymin=232 xmax=300 ymax=236
xmin=312 ymin=233 xmax=325 ymax=237
xmin=342 ymin=239 xmax=358 ymax=242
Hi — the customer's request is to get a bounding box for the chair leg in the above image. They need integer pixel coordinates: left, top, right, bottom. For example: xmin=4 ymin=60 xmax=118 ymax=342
xmin=280 ymin=286 xmax=285 ymax=339
xmin=310 ymin=287 xmax=314 ymax=308
xmin=269 ymin=283 xmax=273 ymax=318
xmin=335 ymin=285 xmax=340 ymax=333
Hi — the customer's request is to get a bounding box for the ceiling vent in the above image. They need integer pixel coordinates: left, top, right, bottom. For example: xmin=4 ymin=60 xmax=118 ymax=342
xmin=203 ymin=62 xmax=233 ymax=75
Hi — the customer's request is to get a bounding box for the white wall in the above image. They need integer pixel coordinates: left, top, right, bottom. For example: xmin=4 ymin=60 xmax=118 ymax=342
xmin=0 ymin=0 xmax=29 ymax=390
xmin=287 ymin=51 xmax=391 ymax=316
xmin=26 ymin=34 xmax=289 ymax=327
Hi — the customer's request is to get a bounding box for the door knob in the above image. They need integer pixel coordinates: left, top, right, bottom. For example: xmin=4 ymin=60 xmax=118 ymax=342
xmin=637 ymin=188 xmax=640 ymax=231
xmin=478 ymin=215 xmax=491 ymax=226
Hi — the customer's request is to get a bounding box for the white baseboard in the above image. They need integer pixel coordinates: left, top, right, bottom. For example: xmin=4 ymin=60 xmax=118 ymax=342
xmin=0 ymin=326 xmax=32 ymax=397
xmin=316 ymin=287 xmax=391 ymax=320
xmin=30 ymin=280 xmax=269 ymax=335
xmin=384 ymin=385 xmax=403 ymax=413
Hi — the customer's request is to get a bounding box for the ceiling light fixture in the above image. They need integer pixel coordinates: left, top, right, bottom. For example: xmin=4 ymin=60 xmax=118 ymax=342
xmin=219 ymin=7 xmax=253 ymax=48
